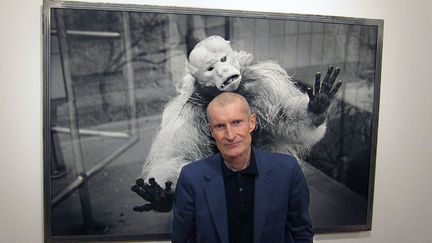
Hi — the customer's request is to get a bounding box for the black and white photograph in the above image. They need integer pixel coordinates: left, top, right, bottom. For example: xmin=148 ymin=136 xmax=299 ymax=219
xmin=43 ymin=1 xmax=383 ymax=241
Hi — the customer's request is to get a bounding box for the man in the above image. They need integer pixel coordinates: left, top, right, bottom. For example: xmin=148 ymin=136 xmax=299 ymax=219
xmin=172 ymin=92 xmax=314 ymax=243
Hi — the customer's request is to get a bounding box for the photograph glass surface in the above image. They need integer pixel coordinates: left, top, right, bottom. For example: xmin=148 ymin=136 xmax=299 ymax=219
xmin=44 ymin=2 xmax=382 ymax=241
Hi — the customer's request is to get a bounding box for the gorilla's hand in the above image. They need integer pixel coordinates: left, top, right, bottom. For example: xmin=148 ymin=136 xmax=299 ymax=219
xmin=131 ymin=178 xmax=173 ymax=212
xmin=307 ymin=65 xmax=343 ymax=127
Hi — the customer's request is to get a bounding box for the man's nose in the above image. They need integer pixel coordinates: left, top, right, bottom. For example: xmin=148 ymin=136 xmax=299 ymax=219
xmin=225 ymin=126 xmax=235 ymax=140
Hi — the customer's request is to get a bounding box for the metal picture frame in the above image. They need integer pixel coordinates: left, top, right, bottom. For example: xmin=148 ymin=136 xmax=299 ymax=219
xmin=43 ymin=0 xmax=383 ymax=241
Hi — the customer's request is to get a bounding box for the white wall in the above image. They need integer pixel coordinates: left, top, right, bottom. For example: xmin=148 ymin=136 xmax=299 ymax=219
xmin=1 ymin=0 xmax=431 ymax=242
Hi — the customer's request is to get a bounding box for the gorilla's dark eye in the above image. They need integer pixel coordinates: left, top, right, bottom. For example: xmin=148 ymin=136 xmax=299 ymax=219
xmin=221 ymin=56 xmax=227 ymax=62
xmin=207 ymin=66 xmax=214 ymax=71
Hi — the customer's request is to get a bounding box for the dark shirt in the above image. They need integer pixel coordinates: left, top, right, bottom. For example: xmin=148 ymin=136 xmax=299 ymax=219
xmin=221 ymin=152 xmax=258 ymax=243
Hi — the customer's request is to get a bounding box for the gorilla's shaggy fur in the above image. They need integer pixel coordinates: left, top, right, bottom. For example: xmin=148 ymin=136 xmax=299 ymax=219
xmin=141 ymin=46 xmax=326 ymax=186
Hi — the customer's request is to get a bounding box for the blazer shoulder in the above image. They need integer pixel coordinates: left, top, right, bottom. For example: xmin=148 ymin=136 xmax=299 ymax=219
xmin=179 ymin=153 xmax=220 ymax=178
xmin=254 ymin=147 xmax=301 ymax=172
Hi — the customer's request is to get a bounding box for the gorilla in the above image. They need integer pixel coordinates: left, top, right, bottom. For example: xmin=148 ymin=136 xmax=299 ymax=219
xmin=131 ymin=35 xmax=342 ymax=212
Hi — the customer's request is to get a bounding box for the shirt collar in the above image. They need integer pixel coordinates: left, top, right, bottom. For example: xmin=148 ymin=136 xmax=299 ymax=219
xmin=221 ymin=147 xmax=258 ymax=178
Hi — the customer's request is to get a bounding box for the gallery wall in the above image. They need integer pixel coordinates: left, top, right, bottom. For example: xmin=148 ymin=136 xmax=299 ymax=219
xmin=1 ymin=0 xmax=431 ymax=243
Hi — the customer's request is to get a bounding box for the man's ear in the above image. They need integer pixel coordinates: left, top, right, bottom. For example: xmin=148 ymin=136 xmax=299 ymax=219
xmin=249 ymin=113 xmax=256 ymax=132
xmin=208 ymin=123 xmax=214 ymax=137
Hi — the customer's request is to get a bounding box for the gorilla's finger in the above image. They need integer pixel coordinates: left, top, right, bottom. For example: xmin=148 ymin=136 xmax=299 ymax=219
xmin=321 ymin=67 xmax=336 ymax=93
xmin=133 ymin=204 xmax=153 ymax=212
xmin=149 ymin=178 xmax=164 ymax=193
xmin=131 ymin=184 xmax=154 ymax=201
xmin=312 ymin=113 xmax=327 ymax=127
xmin=328 ymin=81 xmax=343 ymax=99
xmin=142 ymin=184 xmax=155 ymax=195
xmin=165 ymin=181 xmax=173 ymax=192
xmin=328 ymin=67 xmax=340 ymax=87
xmin=314 ymin=72 xmax=321 ymax=94
xmin=131 ymin=184 xmax=141 ymax=193
xmin=321 ymin=81 xmax=333 ymax=94
xmin=149 ymin=178 xmax=158 ymax=186
xmin=322 ymin=65 xmax=334 ymax=85
xmin=306 ymin=88 xmax=314 ymax=100
xmin=136 ymin=178 xmax=145 ymax=187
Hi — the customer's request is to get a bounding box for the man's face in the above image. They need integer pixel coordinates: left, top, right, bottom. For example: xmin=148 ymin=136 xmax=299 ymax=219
xmin=188 ymin=36 xmax=241 ymax=92
xmin=208 ymin=100 xmax=256 ymax=161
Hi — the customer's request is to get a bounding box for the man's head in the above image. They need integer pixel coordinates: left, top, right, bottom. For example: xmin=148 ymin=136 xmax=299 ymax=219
xmin=207 ymin=92 xmax=256 ymax=162
xmin=188 ymin=36 xmax=242 ymax=92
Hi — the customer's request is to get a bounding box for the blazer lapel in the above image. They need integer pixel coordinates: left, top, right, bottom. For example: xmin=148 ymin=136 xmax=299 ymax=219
xmin=204 ymin=155 xmax=229 ymax=243
xmin=253 ymin=148 xmax=274 ymax=243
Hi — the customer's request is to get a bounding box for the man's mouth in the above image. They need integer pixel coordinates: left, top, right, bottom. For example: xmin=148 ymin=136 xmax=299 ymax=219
xmin=224 ymin=141 xmax=240 ymax=148
xmin=220 ymin=74 xmax=241 ymax=90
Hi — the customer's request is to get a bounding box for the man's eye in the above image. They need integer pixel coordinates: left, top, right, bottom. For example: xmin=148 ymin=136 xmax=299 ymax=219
xmin=207 ymin=66 xmax=214 ymax=71
xmin=221 ymin=56 xmax=227 ymax=62
xmin=233 ymin=120 xmax=241 ymax=125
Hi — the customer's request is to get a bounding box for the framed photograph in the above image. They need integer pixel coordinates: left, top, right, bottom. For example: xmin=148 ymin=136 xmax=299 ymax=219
xmin=43 ymin=0 xmax=383 ymax=241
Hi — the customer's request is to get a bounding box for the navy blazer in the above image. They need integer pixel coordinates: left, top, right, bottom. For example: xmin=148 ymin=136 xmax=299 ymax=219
xmin=172 ymin=147 xmax=314 ymax=243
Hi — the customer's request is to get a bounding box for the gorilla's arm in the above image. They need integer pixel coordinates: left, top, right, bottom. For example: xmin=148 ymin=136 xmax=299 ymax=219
xmin=132 ymin=93 xmax=213 ymax=212
xmin=242 ymin=62 xmax=341 ymax=158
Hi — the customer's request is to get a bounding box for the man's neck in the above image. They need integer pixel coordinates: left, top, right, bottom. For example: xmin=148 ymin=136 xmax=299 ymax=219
xmin=223 ymin=147 xmax=251 ymax=171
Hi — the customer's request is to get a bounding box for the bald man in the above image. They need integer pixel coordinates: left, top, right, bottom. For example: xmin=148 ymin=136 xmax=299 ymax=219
xmin=172 ymin=92 xmax=313 ymax=243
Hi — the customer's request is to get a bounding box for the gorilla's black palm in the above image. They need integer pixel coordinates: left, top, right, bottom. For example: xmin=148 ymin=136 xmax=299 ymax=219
xmin=307 ymin=65 xmax=343 ymax=127
xmin=131 ymin=178 xmax=173 ymax=212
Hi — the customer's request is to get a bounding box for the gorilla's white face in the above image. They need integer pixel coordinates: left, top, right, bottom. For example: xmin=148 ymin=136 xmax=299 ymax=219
xmin=188 ymin=36 xmax=242 ymax=92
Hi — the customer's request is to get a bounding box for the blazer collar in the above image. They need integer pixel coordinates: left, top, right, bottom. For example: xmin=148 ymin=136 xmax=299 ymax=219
xmin=252 ymin=147 xmax=274 ymax=243
xmin=203 ymin=154 xmax=229 ymax=243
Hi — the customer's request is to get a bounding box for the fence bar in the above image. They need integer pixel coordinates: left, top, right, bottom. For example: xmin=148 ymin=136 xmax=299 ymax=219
xmin=122 ymin=12 xmax=139 ymax=136
xmin=51 ymin=136 xmax=138 ymax=207
xmin=52 ymin=126 xmax=130 ymax=139
xmin=86 ymin=136 xmax=139 ymax=178
xmin=51 ymin=29 xmax=120 ymax=38
xmin=52 ymin=175 xmax=84 ymax=207
xmin=55 ymin=9 xmax=95 ymax=231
